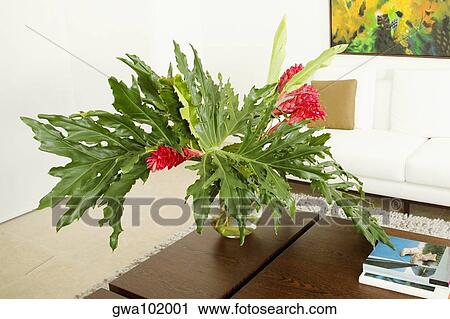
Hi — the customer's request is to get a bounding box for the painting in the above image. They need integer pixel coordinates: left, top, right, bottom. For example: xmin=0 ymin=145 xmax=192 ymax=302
xmin=330 ymin=0 xmax=450 ymax=57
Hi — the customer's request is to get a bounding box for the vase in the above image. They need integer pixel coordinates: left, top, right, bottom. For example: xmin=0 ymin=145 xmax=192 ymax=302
xmin=211 ymin=206 xmax=263 ymax=239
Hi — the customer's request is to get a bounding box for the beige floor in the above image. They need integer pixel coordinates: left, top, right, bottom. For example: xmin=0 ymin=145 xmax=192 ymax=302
xmin=0 ymin=163 xmax=198 ymax=298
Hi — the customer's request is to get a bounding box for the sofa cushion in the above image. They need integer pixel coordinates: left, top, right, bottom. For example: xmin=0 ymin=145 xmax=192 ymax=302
xmin=310 ymin=79 xmax=357 ymax=130
xmin=373 ymin=80 xmax=392 ymax=130
xmin=324 ymin=129 xmax=427 ymax=182
xmin=406 ymin=138 xmax=450 ymax=189
xmin=390 ymin=69 xmax=450 ymax=138
xmin=312 ymin=65 xmax=376 ymax=130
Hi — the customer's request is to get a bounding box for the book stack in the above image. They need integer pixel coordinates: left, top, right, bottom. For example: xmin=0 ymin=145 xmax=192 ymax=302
xmin=359 ymin=236 xmax=450 ymax=298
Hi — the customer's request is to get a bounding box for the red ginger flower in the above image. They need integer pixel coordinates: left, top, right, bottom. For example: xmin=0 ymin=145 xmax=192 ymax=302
xmin=280 ymin=84 xmax=326 ymax=124
xmin=277 ymin=64 xmax=303 ymax=93
xmin=272 ymin=63 xmax=326 ymax=125
xmin=146 ymin=146 xmax=202 ymax=172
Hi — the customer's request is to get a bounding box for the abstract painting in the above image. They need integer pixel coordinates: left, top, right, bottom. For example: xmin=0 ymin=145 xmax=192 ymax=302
xmin=330 ymin=0 xmax=450 ymax=57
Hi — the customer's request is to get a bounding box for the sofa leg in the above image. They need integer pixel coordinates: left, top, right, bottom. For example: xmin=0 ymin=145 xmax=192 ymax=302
xmin=403 ymin=200 xmax=411 ymax=215
xmin=381 ymin=197 xmax=405 ymax=214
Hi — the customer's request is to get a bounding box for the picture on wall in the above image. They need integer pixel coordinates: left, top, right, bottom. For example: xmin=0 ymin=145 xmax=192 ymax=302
xmin=330 ymin=0 xmax=450 ymax=57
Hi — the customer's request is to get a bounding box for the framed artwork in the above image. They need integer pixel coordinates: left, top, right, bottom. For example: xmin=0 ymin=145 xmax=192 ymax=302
xmin=330 ymin=0 xmax=450 ymax=58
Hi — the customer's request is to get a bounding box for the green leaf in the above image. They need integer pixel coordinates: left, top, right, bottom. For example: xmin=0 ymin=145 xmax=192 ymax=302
xmin=167 ymin=63 xmax=173 ymax=78
xmin=185 ymin=155 xmax=219 ymax=233
xmin=282 ymin=44 xmax=348 ymax=94
xmin=191 ymin=44 xmax=219 ymax=108
xmin=21 ymin=113 xmax=149 ymax=250
xmin=267 ymin=15 xmax=287 ymax=84
xmin=173 ymin=75 xmax=204 ymax=148
xmin=108 ymin=77 xmax=180 ymax=150
xmin=76 ymin=110 xmax=156 ymax=146
xmin=221 ymin=84 xmax=276 ymax=139
xmin=216 ymin=116 xmax=392 ymax=248
xmin=237 ymin=122 xmax=330 ymax=180
xmin=172 ymin=43 xmax=277 ymax=150
xmin=173 ymin=41 xmax=201 ymax=105
xmin=158 ymin=77 xmax=196 ymax=148
xmin=311 ymin=177 xmax=394 ymax=249
xmin=189 ymin=45 xmax=224 ymax=148
xmin=55 ymin=157 xmax=127 ymax=231
xmin=99 ymin=161 xmax=149 ymax=250
xmin=121 ymin=153 xmax=142 ymax=174
xmin=213 ymin=154 xmax=254 ymax=245
xmin=118 ymin=54 xmax=164 ymax=109
xmin=208 ymin=123 xmax=322 ymax=234
xmin=248 ymin=162 xmax=295 ymax=232
xmin=119 ymin=54 xmax=197 ymax=149
xmin=21 ymin=117 xmax=119 ymax=163
xmin=38 ymin=114 xmax=139 ymax=151
xmin=40 ymin=154 xmax=121 ymax=210
xmin=172 ymin=44 xmax=219 ymax=149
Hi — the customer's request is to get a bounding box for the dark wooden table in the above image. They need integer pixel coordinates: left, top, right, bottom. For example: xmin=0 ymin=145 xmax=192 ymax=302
xmin=86 ymin=214 xmax=449 ymax=299
xmin=108 ymin=211 xmax=319 ymax=298
xmin=85 ymin=288 xmax=126 ymax=299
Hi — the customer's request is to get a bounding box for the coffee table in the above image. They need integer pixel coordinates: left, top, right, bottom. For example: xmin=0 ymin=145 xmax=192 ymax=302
xmin=234 ymin=217 xmax=449 ymax=298
xmin=86 ymin=215 xmax=449 ymax=299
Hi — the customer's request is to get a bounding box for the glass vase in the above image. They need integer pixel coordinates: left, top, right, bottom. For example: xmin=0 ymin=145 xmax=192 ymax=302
xmin=211 ymin=206 xmax=262 ymax=239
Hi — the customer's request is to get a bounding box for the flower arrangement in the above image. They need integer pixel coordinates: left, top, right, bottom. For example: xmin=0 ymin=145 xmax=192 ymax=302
xmin=22 ymin=17 xmax=392 ymax=250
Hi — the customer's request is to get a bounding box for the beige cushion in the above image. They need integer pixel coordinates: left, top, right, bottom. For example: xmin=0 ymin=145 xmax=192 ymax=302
xmin=310 ymin=79 xmax=357 ymax=130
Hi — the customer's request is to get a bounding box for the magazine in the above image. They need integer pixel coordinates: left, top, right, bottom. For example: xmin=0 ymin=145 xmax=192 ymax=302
xmin=359 ymin=236 xmax=450 ymax=298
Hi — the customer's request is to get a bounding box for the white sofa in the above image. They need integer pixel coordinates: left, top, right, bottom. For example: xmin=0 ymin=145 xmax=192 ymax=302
xmin=309 ymin=67 xmax=450 ymax=207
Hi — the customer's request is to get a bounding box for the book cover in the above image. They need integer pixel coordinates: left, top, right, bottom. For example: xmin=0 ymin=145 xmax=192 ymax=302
xmin=359 ymin=272 xmax=449 ymax=299
xmin=363 ymin=236 xmax=450 ymax=288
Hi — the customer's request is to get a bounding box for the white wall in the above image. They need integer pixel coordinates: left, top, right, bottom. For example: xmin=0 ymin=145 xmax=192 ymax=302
xmin=1 ymin=0 xmax=449 ymax=222
xmin=0 ymin=0 xmax=203 ymax=222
